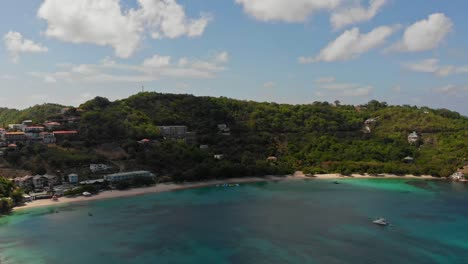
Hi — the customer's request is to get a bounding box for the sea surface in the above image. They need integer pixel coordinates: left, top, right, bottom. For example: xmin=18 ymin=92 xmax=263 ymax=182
xmin=1 ymin=179 xmax=468 ymax=264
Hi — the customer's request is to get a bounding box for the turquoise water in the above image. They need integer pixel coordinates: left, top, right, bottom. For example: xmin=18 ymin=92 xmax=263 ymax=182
xmin=1 ymin=179 xmax=468 ymax=264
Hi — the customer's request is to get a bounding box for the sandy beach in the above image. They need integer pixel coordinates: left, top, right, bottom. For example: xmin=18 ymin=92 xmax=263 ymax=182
xmin=14 ymin=173 xmax=441 ymax=211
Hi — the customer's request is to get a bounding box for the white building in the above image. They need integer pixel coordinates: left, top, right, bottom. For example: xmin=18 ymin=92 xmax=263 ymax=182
xmin=450 ymin=172 xmax=465 ymax=181
xmin=408 ymin=131 xmax=420 ymax=144
xmin=90 ymin=164 xmax=111 ymax=173
xmin=104 ymin=171 xmax=154 ymax=182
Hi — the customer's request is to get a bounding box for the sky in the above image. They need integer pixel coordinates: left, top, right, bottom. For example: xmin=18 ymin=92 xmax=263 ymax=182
xmin=0 ymin=0 xmax=467 ymax=115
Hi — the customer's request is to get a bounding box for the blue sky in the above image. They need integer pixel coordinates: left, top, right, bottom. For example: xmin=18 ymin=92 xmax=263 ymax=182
xmin=0 ymin=0 xmax=467 ymax=115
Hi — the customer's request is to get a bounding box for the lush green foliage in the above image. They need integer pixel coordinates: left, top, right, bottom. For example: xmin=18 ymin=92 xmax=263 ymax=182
xmin=0 ymin=93 xmax=466 ymax=183
xmin=0 ymin=178 xmax=21 ymax=214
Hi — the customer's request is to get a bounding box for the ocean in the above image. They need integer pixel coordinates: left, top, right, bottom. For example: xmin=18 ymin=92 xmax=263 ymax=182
xmin=1 ymin=179 xmax=468 ymax=264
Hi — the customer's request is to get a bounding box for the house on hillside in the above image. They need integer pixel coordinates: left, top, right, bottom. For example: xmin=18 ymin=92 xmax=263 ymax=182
xmin=14 ymin=176 xmax=34 ymax=189
xmin=159 ymin=126 xmax=187 ymax=138
xmin=403 ymin=156 xmax=414 ymax=163
xmin=159 ymin=125 xmax=196 ymax=144
xmin=7 ymin=124 xmax=22 ymax=131
xmin=40 ymin=132 xmax=56 ymax=144
xmin=214 ymin=154 xmax=224 ymax=160
xmin=218 ymin=124 xmax=231 ymax=135
xmin=53 ymin=130 xmax=79 ymax=142
xmin=407 ymin=131 xmax=420 ymax=144
xmin=44 ymin=122 xmax=61 ymax=130
xmin=90 ymin=164 xmax=112 ymax=173
xmin=267 ymin=156 xmax=278 ymax=162
xmin=364 ymin=118 xmax=378 ymax=125
xmin=3 ymin=132 xmax=27 ymax=143
xmin=23 ymin=126 xmax=45 ymax=133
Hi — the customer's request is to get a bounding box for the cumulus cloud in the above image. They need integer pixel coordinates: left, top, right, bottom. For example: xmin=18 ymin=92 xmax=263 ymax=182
xmin=30 ymin=51 xmax=230 ymax=83
xmin=331 ymin=0 xmax=387 ymax=30
xmin=299 ymin=25 xmax=397 ymax=63
xmin=314 ymin=76 xmax=373 ymax=98
xmin=263 ymin=81 xmax=276 ymax=88
xmin=388 ymin=13 xmax=453 ymax=52
xmin=37 ymin=0 xmax=211 ymax=58
xmin=235 ymin=0 xmax=341 ymax=23
xmin=4 ymin=31 xmax=48 ymax=63
xmin=433 ymin=84 xmax=468 ymax=95
xmin=405 ymin=59 xmax=468 ymax=77
xmin=314 ymin=76 xmax=336 ymax=83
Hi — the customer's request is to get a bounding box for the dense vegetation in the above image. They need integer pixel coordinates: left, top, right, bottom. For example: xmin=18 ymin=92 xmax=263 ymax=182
xmin=0 ymin=178 xmax=23 ymax=214
xmin=0 ymin=92 xmax=466 ymax=183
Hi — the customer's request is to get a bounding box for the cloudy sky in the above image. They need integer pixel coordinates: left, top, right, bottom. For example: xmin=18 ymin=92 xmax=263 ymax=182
xmin=0 ymin=0 xmax=467 ymax=114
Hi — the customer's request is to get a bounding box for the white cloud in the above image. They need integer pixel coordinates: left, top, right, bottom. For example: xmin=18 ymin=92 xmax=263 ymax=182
xmin=30 ymin=51 xmax=229 ymax=83
xmin=235 ymin=0 xmax=341 ymax=23
xmin=37 ymin=0 xmax=211 ymax=58
xmin=3 ymin=31 xmax=48 ymax=63
xmin=389 ymin=13 xmax=453 ymax=52
xmin=143 ymin=55 xmax=171 ymax=67
xmin=300 ymin=25 xmax=397 ymax=63
xmin=263 ymin=81 xmax=276 ymax=88
xmin=331 ymin=0 xmax=387 ymax=30
xmin=433 ymin=85 xmax=468 ymax=95
xmin=314 ymin=76 xmax=373 ymax=98
xmin=0 ymin=74 xmax=16 ymax=80
xmin=405 ymin=59 xmax=468 ymax=77
xmin=314 ymin=76 xmax=335 ymax=83
xmin=214 ymin=51 xmax=230 ymax=63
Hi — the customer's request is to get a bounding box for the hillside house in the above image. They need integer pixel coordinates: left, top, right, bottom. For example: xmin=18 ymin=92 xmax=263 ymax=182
xmin=218 ymin=124 xmax=231 ymax=135
xmin=3 ymin=132 xmax=27 ymax=143
xmin=90 ymin=164 xmax=111 ymax=173
xmin=267 ymin=156 xmax=278 ymax=162
xmin=53 ymin=130 xmax=79 ymax=142
xmin=44 ymin=122 xmax=61 ymax=130
xmin=364 ymin=118 xmax=377 ymax=125
xmin=159 ymin=126 xmax=187 ymax=138
xmin=8 ymin=124 xmax=22 ymax=131
xmin=408 ymin=131 xmax=420 ymax=144
xmin=14 ymin=176 xmax=34 ymax=189
xmin=40 ymin=132 xmax=56 ymax=144
xmin=23 ymin=126 xmax=45 ymax=133
xmin=403 ymin=156 xmax=414 ymax=163
xmin=214 ymin=154 xmax=224 ymax=160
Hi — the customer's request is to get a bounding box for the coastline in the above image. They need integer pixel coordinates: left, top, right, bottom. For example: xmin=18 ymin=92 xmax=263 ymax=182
xmin=13 ymin=173 xmax=442 ymax=211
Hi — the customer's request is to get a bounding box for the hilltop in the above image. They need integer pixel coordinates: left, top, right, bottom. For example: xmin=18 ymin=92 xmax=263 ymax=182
xmin=0 ymin=92 xmax=466 ymax=182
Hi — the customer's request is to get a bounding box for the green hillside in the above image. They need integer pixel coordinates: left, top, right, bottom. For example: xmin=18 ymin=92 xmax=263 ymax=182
xmin=1 ymin=93 xmax=466 ymax=181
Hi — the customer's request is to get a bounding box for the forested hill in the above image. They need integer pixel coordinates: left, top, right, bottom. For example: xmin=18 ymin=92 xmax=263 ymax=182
xmin=1 ymin=92 xmax=467 ymax=180
xmin=0 ymin=104 xmax=66 ymax=125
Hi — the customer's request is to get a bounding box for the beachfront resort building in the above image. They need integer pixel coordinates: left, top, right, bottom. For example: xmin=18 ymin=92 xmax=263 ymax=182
xmin=104 ymin=171 xmax=154 ymax=182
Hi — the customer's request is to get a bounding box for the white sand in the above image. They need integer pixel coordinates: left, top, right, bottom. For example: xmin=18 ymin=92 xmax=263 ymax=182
xmin=14 ymin=173 xmax=441 ymax=211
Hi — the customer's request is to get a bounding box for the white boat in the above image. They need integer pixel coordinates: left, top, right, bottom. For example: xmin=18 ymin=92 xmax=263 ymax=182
xmin=373 ymin=218 xmax=389 ymax=226
xmin=82 ymin=192 xmax=92 ymax=197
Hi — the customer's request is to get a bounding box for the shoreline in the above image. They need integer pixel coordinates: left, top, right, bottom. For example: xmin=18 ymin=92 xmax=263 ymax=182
xmin=13 ymin=173 xmax=442 ymax=211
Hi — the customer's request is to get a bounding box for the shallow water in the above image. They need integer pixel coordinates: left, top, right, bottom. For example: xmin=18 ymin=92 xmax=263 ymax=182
xmin=1 ymin=179 xmax=467 ymax=264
